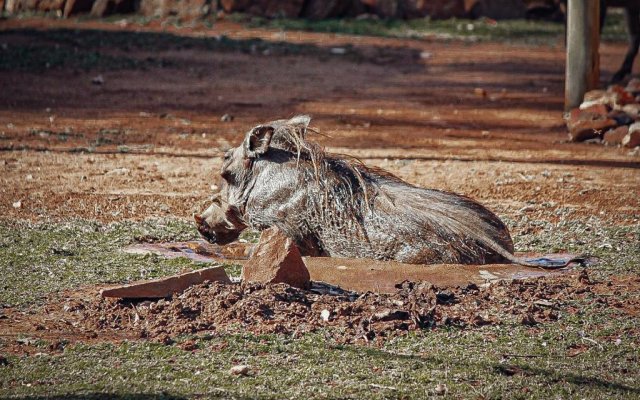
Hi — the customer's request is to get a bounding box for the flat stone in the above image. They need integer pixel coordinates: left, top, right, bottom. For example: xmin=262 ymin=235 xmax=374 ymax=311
xmin=241 ymin=226 xmax=310 ymax=289
xmin=303 ymin=256 xmax=574 ymax=294
xmin=603 ymin=126 xmax=629 ymax=146
xmin=100 ymin=266 xmax=231 ymax=298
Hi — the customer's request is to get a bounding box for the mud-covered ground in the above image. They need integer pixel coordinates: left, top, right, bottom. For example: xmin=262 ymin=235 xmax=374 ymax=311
xmin=0 ymin=15 xmax=639 ymax=399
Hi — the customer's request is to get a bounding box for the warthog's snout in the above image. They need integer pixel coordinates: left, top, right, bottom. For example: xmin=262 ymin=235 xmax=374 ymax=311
xmin=194 ymin=202 xmax=246 ymax=245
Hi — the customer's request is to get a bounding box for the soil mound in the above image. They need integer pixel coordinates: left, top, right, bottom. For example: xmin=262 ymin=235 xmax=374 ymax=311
xmin=59 ymin=270 xmax=638 ymax=344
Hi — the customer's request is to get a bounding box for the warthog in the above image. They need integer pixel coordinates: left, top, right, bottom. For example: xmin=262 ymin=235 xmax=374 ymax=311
xmin=195 ymin=116 xmax=520 ymax=265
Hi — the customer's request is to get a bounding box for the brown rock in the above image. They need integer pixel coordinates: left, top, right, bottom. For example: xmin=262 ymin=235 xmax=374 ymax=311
xmin=622 ymin=123 xmax=640 ymax=148
xmin=416 ymin=0 xmax=467 ymax=19
xmin=358 ymin=0 xmax=399 ymax=18
xmin=603 ymin=126 xmax=629 ymax=146
xmin=581 ymin=103 xmax=609 ymax=116
xmin=622 ymin=103 xmax=640 ymax=119
xmin=580 ymin=89 xmax=620 ymax=109
xmin=566 ymin=108 xmax=618 ymax=142
xmin=625 ymin=78 xmax=640 ymax=95
xmin=90 ymin=0 xmax=136 ymax=17
xmin=607 ymin=85 xmax=635 ymax=106
xmin=467 ymin=0 xmax=525 ymax=19
xmin=100 ymin=266 xmax=231 ymax=298
xmin=221 ymin=0 xmax=303 ymax=18
xmin=568 ymin=119 xmax=617 ymax=142
xmin=241 ymin=226 xmax=310 ymax=289
xmin=301 ymin=0 xmax=353 ymax=19
xmin=63 ymin=0 xmax=94 ymax=17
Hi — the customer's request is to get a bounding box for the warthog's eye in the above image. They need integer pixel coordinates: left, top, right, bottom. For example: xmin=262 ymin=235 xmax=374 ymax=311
xmin=221 ymin=169 xmax=234 ymax=183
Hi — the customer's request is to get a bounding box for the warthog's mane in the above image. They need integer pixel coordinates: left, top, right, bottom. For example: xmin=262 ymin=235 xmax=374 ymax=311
xmin=265 ymin=117 xmax=516 ymax=263
xmin=267 ymin=117 xmax=404 ymax=203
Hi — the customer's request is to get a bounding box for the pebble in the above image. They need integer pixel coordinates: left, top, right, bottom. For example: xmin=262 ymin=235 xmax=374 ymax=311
xmin=229 ymin=365 xmax=250 ymax=376
xmin=435 ymin=383 xmax=447 ymax=395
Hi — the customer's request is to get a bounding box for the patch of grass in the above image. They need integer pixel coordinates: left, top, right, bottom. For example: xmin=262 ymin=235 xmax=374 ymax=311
xmin=1 ymin=315 xmax=638 ymax=398
xmin=0 ymin=219 xmax=242 ymax=308
xmin=244 ymin=11 xmax=630 ymax=45
xmin=510 ymin=214 xmax=640 ymax=276
xmin=0 ymin=217 xmax=638 ymax=398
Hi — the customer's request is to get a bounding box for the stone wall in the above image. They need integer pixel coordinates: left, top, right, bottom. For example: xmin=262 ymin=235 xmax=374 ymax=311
xmin=1 ymin=0 xmax=560 ymax=21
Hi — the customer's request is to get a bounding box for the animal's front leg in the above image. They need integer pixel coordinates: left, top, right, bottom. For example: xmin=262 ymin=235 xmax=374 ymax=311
xmin=612 ymin=6 xmax=640 ymax=83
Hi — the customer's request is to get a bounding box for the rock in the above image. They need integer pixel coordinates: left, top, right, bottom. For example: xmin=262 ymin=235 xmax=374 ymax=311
xmin=301 ymin=0 xmax=352 ymax=19
xmin=622 ymin=123 xmax=640 ymax=148
xmin=100 ymin=266 xmax=231 ymax=298
xmin=580 ymin=89 xmax=620 ymax=110
xmin=566 ymin=109 xmax=617 ymax=142
xmin=12 ymin=200 xmax=21 ymax=209
xmin=608 ymin=85 xmax=635 ymax=106
xmin=622 ymin=103 xmax=640 ymax=119
xmin=435 ymin=383 xmax=447 ymax=396
xmin=320 ymin=309 xmax=331 ymax=322
xmin=402 ymin=0 xmax=466 ymax=19
xmin=467 ymin=0 xmax=526 ymax=19
xmin=626 ymin=78 xmax=640 ymax=95
xmin=220 ymin=113 xmax=234 ymax=122
xmin=221 ymin=0 xmax=303 ymax=18
xmin=581 ymin=103 xmax=609 ymax=116
xmin=90 ymin=0 xmax=136 ymax=17
xmin=229 ymin=365 xmax=251 ymax=376
xmin=241 ymin=226 xmax=310 ymax=289
xmin=91 ymin=75 xmax=104 ymax=85
xmin=603 ymin=126 xmax=629 ymax=146
xmin=360 ymin=0 xmax=400 ymax=18
xmin=608 ymin=110 xmax=635 ymax=126
xmin=373 ymin=309 xmax=410 ymax=321
xmin=63 ymin=0 xmax=94 ymax=17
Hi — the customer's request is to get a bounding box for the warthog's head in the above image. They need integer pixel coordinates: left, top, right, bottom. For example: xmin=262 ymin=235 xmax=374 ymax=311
xmin=194 ymin=116 xmax=311 ymax=245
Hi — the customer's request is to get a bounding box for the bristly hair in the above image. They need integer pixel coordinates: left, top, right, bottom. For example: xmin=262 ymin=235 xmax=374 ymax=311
xmin=268 ymin=116 xmax=396 ymax=208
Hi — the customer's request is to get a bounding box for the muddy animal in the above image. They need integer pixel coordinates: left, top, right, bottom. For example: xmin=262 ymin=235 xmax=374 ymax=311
xmin=194 ymin=116 xmax=526 ymax=265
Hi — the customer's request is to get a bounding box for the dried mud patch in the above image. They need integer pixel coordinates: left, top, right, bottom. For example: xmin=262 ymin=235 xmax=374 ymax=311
xmin=38 ymin=271 xmax=639 ymax=346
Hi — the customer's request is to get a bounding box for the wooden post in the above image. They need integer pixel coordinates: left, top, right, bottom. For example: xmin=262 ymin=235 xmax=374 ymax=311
xmin=565 ymin=0 xmax=600 ymax=110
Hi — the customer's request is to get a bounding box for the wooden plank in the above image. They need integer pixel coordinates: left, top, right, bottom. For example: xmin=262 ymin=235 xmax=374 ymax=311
xmin=565 ymin=0 xmax=601 ymax=110
xmin=100 ymin=266 xmax=231 ymax=299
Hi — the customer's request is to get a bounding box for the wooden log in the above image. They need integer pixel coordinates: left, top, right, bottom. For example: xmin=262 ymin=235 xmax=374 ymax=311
xmin=565 ymin=0 xmax=601 ymax=110
xmin=100 ymin=266 xmax=231 ymax=299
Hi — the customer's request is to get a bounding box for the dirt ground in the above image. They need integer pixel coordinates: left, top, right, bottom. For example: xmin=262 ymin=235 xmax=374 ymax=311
xmin=1 ymin=270 xmax=637 ymax=353
xmin=1 ymin=17 xmax=638 ymax=226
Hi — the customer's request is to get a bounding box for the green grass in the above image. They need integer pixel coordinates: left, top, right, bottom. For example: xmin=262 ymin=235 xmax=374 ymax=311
xmin=242 ymin=11 xmax=629 ymax=45
xmin=0 ymin=219 xmax=245 ymax=308
xmin=0 ymin=217 xmax=638 ymax=398
xmin=1 ymin=321 xmax=638 ymax=398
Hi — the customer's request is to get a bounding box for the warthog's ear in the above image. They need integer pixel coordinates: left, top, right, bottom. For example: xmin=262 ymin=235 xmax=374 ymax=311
xmin=286 ymin=115 xmax=311 ymax=138
xmin=244 ymin=125 xmax=274 ymax=158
